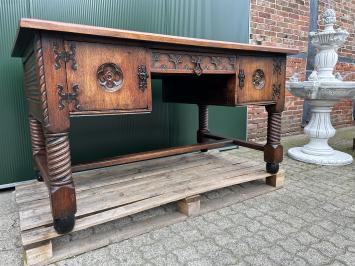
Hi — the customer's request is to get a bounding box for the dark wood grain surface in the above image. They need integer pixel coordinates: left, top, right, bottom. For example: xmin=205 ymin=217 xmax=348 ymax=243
xmin=66 ymin=42 xmax=151 ymax=113
xmin=12 ymin=18 xmax=299 ymax=57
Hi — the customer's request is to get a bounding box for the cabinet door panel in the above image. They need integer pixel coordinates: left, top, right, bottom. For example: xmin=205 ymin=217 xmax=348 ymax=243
xmin=237 ymin=56 xmax=285 ymax=104
xmin=66 ymin=41 xmax=151 ymax=114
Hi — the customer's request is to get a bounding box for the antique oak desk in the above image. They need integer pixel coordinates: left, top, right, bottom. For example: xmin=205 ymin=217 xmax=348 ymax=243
xmin=12 ymin=19 xmax=297 ymax=234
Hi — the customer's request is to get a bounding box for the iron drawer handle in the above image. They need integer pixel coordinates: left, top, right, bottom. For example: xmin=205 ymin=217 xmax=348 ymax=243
xmin=138 ymin=65 xmax=149 ymax=91
xmin=238 ymin=69 xmax=245 ymax=89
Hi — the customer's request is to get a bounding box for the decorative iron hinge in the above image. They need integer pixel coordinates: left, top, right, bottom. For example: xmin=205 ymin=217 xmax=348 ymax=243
xmin=238 ymin=69 xmax=245 ymax=89
xmin=273 ymin=57 xmax=282 ymax=75
xmin=57 ymin=84 xmax=80 ymax=110
xmin=53 ymin=42 xmax=77 ymax=70
xmin=272 ymin=84 xmax=281 ymax=100
xmin=137 ymin=65 xmax=149 ymax=91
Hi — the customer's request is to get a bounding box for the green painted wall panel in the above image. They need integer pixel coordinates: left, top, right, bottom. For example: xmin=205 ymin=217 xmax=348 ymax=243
xmin=0 ymin=0 xmax=32 ymax=185
xmin=166 ymin=0 xmax=249 ymax=146
xmin=69 ymin=81 xmax=170 ymax=164
xmin=0 ymin=0 xmax=249 ymax=186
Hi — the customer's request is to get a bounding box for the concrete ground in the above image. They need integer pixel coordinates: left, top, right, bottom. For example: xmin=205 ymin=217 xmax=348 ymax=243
xmin=1 ymin=126 xmax=355 ymax=266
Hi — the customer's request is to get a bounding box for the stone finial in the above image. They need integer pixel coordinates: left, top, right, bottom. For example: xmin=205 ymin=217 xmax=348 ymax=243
xmin=322 ymin=9 xmax=336 ymax=28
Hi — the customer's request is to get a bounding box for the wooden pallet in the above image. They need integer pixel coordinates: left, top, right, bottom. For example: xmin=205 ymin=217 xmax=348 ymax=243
xmin=15 ymin=149 xmax=284 ymax=266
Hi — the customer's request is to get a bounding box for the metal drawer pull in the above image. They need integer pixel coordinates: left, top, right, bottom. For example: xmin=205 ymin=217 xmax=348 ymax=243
xmin=138 ymin=65 xmax=149 ymax=91
xmin=238 ymin=69 xmax=245 ymax=89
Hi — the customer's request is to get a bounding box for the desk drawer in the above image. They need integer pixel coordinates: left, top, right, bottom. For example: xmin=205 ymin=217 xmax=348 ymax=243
xmin=150 ymin=50 xmax=236 ymax=75
xmin=65 ymin=41 xmax=151 ymax=114
xmin=237 ymin=56 xmax=285 ymax=104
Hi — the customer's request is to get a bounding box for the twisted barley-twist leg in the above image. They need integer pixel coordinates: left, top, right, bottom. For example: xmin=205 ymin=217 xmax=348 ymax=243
xmin=264 ymin=106 xmax=283 ymax=174
xmin=197 ymin=104 xmax=209 ymax=152
xmin=45 ymin=132 xmax=76 ymax=234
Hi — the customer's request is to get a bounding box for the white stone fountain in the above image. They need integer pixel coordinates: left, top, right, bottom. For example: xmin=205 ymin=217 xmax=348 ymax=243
xmin=287 ymin=8 xmax=355 ymax=166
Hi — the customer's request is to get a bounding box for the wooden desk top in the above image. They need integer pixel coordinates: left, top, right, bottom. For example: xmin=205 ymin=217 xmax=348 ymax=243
xmin=12 ymin=18 xmax=298 ymax=57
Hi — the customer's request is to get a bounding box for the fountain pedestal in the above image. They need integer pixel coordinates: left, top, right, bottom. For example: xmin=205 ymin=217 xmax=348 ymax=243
xmin=287 ymin=8 xmax=354 ymax=166
xmin=288 ymin=100 xmax=353 ymax=165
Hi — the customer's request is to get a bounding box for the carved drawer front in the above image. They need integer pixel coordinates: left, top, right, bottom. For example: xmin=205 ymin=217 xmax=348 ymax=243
xmin=237 ymin=56 xmax=285 ymax=104
xmin=150 ymin=50 xmax=236 ymax=75
xmin=64 ymin=41 xmax=151 ymax=113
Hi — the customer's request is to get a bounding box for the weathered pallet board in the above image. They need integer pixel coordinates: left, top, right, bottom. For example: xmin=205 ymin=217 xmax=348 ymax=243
xmin=15 ymin=150 xmax=284 ymax=266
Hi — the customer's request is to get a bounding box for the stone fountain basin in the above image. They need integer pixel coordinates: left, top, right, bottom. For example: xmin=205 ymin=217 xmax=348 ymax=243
xmin=287 ymin=80 xmax=355 ymax=100
xmin=310 ymin=29 xmax=349 ymax=47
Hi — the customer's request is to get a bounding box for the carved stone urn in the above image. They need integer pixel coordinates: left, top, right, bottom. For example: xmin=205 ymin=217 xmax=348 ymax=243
xmin=287 ymin=8 xmax=355 ymax=166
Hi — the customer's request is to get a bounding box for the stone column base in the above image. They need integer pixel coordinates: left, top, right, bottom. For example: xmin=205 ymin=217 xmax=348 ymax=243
xmin=288 ymin=147 xmax=353 ymax=166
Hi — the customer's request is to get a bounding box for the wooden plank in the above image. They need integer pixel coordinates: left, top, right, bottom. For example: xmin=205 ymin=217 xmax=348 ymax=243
xmin=19 ymin=162 xmax=258 ymax=232
xmin=24 ymin=157 xmax=254 ymax=230
xmin=19 ymin=159 xmax=257 ymax=231
xmin=17 ymin=152 xmax=243 ymax=201
xmin=18 ymin=154 xmax=244 ymax=210
xmin=24 ymin=181 xmax=278 ymax=266
xmin=16 ymin=148 xmax=236 ymax=199
xmin=17 ymin=151 xmax=282 ymax=249
xmin=16 ymin=154 xmax=209 ymax=204
xmin=15 ymin=151 xmax=223 ymax=200
xmin=266 ymin=169 xmax=285 ymax=188
xmin=18 ymin=155 xmax=256 ymax=232
xmin=24 ymin=240 xmax=52 ymax=266
xmin=21 ymin=169 xmax=269 ymax=246
xmin=177 ymin=195 xmax=201 ymax=216
xmin=19 ymin=159 xmax=223 ymax=219
xmin=23 ymin=154 xmax=250 ymax=209
xmin=17 ymin=150 xmax=210 ymax=191
xmin=16 ymin=152 xmax=234 ymax=204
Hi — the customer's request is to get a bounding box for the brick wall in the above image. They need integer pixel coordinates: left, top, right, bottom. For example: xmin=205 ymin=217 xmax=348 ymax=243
xmin=247 ymin=0 xmax=355 ymax=141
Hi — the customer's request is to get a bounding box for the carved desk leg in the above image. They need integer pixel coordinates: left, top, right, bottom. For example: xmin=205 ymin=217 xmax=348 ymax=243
xmin=29 ymin=116 xmax=45 ymax=181
xmin=197 ymin=104 xmax=209 ymax=152
xmin=264 ymin=105 xmax=283 ymax=174
xmin=45 ymin=132 xmax=76 ymax=234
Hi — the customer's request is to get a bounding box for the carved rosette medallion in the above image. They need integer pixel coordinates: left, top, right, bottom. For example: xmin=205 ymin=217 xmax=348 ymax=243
xmin=252 ymin=69 xmax=265 ymax=90
xmin=97 ymin=63 xmax=123 ymax=92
